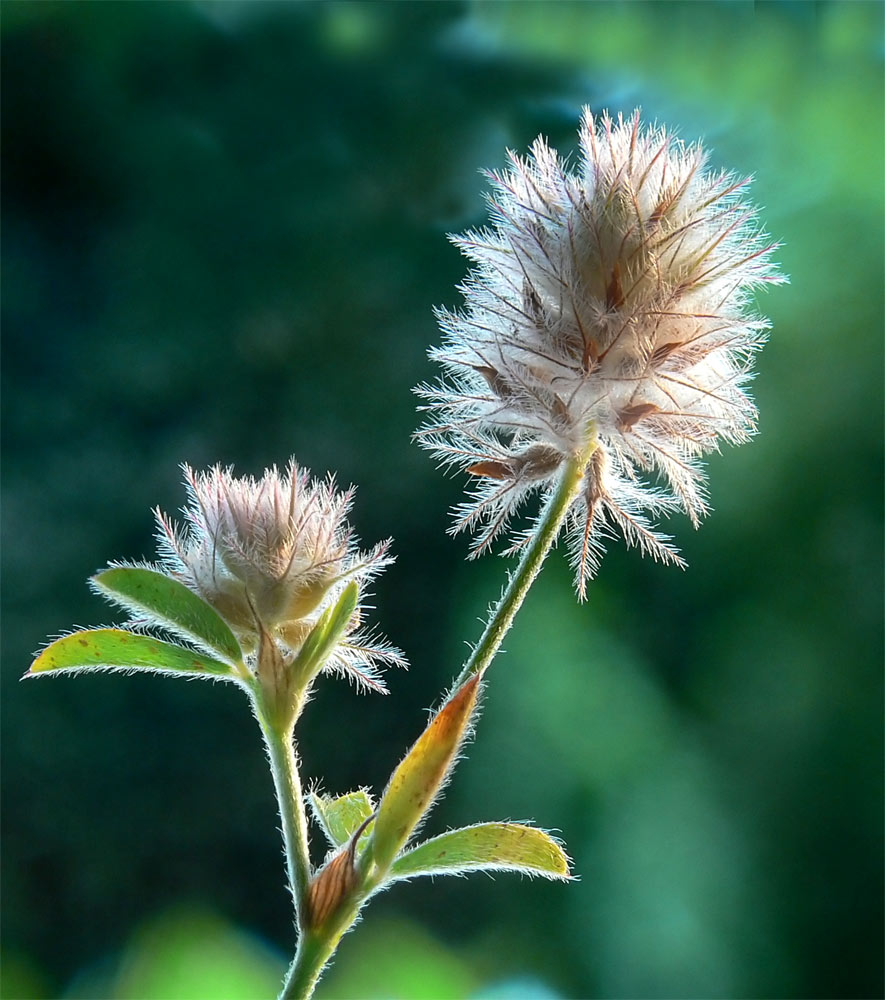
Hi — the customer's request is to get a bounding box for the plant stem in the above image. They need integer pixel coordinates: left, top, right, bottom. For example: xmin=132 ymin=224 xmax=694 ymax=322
xmin=259 ymin=712 xmax=313 ymax=924
xmin=452 ymin=431 xmax=598 ymax=690
xmin=279 ymin=865 xmax=383 ymax=1000
xmin=279 ymin=925 xmax=344 ymax=1000
xmin=275 ymin=432 xmax=597 ymax=1000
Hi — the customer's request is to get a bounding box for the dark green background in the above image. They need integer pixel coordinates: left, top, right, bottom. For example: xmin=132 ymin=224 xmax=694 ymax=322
xmin=2 ymin=2 xmax=882 ymax=998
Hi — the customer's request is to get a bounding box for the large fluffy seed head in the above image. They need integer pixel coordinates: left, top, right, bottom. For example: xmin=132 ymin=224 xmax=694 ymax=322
xmin=155 ymin=461 xmax=403 ymax=691
xmin=417 ymin=108 xmax=785 ymax=595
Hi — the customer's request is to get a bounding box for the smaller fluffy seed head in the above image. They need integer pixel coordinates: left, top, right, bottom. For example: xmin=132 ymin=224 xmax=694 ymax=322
xmin=417 ymin=108 xmax=786 ymax=595
xmin=155 ymin=460 xmax=403 ymax=692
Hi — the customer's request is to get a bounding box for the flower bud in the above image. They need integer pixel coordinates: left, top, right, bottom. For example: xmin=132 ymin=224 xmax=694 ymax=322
xmin=304 ymin=843 xmax=358 ymax=930
xmin=153 ymin=460 xmax=405 ymax=699
xmin=303 ymin=811 xmax=375 ymax=930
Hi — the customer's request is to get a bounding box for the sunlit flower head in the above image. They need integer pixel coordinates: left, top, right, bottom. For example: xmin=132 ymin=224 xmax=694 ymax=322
xmin=417 ymin=108 xmax=786 ymax=596
xmin=154 ymin=461 xmax=403 ymax=691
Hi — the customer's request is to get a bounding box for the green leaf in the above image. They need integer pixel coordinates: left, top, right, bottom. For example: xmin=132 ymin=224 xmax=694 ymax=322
xmin=291 ymin=581 xmax=359 ymax=686
xmin=367 ymin=674 xmax=481 ymax=874
xmin=92 ymin=567 xmax=243 ymax=665
xmin=308 ymin=789 xmax=375 ymax=849
xmin=27 ymin=629 xmax=235 ymax=678
xmin=389 ymin=822 xmax=572 ymax=882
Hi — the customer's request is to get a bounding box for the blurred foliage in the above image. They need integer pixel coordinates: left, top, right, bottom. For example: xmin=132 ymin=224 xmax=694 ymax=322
xmin=61 ymin=907 xmax=284 ymax=1000
xmin=2 ymin=2 xmax=882 ymax=998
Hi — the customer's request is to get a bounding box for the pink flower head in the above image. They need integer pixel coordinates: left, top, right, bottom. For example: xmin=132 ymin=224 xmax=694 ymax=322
xmin=418 ymin=109 xmax=786 ymax=596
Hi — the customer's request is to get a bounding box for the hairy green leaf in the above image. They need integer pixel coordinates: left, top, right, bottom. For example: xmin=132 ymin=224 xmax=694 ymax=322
xmin=92 ymin=567 xmax=243 ymax=665
xmin=308 ymin=789 xmax=375 ymax=849
xmin=291 ymin=581 xmax=359 ymax=686
xmin=368 ymin=674 xmax=481 ymax=874
xmin=389 ymin=822 xmax=571 ymax=881
xmin=28 ymin=629 xmax=235 ymax=678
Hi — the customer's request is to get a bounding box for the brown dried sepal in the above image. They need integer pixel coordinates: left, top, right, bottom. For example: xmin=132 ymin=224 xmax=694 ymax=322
xmin=304 ymin=812 xmax=373 ymax=930
xmin=550 ymin=393 xmax=570 ymax=426
xmin=304 ymin=848 xmax=356 ymax=930
xmin=584 ymin=447 xmax=606 ymax=506
xmin=605 ymin=259 xmax=626 ymax=311
xmin=256 ymin=621 xmax=293 ymax=727
xmin=650 ymin=341 xmax=682 ymax=366
xmin=618 ymin=402 xmax=660 ymax=431
xmin=523 ymin=280 xmax=545 ymax=325
xmin=648 ymin=191 xmax=677 ymax=229
xmin=515 ymin=444 xmax=563 ymax=480
xmin=468 ymin=460 xmax=514 ymax=480
xmin=473 ymin=365 xmax=513 ymax=400
xmin=468 ymin=444 xmax=562 ymax=483
xmin=582 ymin=337 xmax=600 ymax=373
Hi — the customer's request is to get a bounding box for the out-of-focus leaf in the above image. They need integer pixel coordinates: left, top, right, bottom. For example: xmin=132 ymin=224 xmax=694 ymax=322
xmin=317 ymin=917 xmax=479 ymax=1000
xmin=92 ymin=566 xmax=243 ymax=665
xmin=472 ymin=976 xmax=563 ymax=999
xmin=389 ymin=822 xmax=571 ymax=882
xmin=309 ymin=788 xmax=375 ymax=849
xmin=27 ymin=629 xmax=234 ymax=678
xmin=111 ymin=906 xmax=285 ymax=1000
xmin=368 ymin=674 xmax=481 ymax=873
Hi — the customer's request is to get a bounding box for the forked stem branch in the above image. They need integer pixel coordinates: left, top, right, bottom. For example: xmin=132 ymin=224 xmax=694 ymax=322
xmin=271 ymin=431 xmax=598 ymax=1000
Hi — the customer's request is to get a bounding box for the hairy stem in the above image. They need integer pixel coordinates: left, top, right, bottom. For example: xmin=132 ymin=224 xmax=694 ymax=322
xmin=259 ymin=711 xmax=313 ymax=927
xmin=279 ymin=865 xmax=383 ymax=1000
xmin=453 ymin=431 xmax=598 ymax=690
xmin=279 ymin=924 xmax=346 ymax=1000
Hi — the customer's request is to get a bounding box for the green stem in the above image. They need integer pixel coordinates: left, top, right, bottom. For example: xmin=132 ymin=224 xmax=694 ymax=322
xmin=259 ymin=712 xmax=312 ymax=924
xmin=279 ymin=926 xmax=343 ymax=1000
xmin=452 ymin=431 xmax=598 ymax=690
xmin=279 ymin=870 xmax=383 ymax=1000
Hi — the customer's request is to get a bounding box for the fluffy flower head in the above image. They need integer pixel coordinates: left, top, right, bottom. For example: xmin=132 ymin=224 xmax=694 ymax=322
xmin=154 ymin=460 xmax=402 ymax=691
xmin=418 ymin=108 xmax=785 ymax=595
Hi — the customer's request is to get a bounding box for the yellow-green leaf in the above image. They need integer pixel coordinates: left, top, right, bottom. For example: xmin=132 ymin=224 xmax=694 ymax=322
xmin=92 ymin=567 xmax=243 ymax=665
xmin=27 ymin=629 xmax=234 ymax=678
xmin=368 ymin=674 xmax=481 ymax=874
xmin=291 ymin=582 xmax=359 ymax=686
xmin=389 ymin=822 xmax=572 ymax=882
xmin=308 ymin=789 xmax=375 ymax=849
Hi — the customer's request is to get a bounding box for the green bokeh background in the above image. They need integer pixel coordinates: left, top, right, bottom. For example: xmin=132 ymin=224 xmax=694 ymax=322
xmin=2 ymin=2 xmax=882 ymax=998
